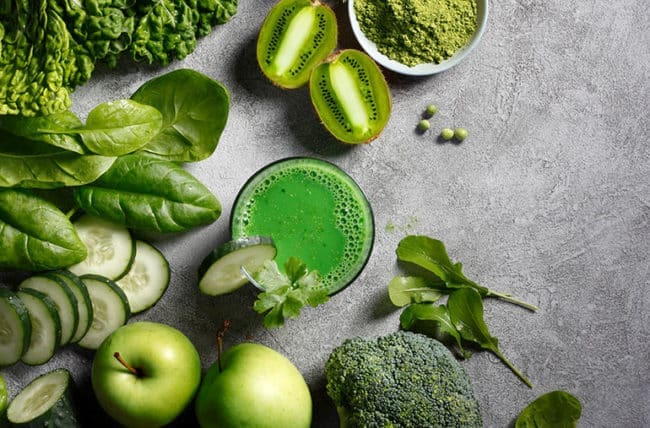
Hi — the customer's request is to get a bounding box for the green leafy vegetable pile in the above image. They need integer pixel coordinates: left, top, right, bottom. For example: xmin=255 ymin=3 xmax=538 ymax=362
xmin=0 ymin=0 xmax=237 ymax=116
xmin=0 ymin=69 xmax=229 ymax=271
xmin=388 ymin=235 xmax=537 ymax=387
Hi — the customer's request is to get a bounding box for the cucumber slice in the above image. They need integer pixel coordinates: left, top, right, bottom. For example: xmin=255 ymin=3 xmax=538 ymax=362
xmin=51 ymin=270 xmax=94 ymax=344
xmin=18 ymin=274 xmax=79 ymax=346
xmin=116 ymin=240 xmax=170 ymax=313
xmin=0 ymin=288 xmax=32 ymax=367
xmin=6 ymin=368 xmax=81 ymax=427
xmin=68 ymin=215 xmax=135 ymax=280
xmin=77 ymin=274 xmax=130 ymax=350
xmin=198 ymin=236 xmax=277 ymax=296
xmin=16 ymin=289 xmax=62 ymax=366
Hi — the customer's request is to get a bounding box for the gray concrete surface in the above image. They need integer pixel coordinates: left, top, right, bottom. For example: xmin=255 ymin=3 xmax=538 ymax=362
xmin=1 ymin=0 xmax=648 ymax=426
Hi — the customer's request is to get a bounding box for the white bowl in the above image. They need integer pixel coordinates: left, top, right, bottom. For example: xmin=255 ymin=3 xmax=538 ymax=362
xmin=348 ymin=0 xmax=488 ymax=76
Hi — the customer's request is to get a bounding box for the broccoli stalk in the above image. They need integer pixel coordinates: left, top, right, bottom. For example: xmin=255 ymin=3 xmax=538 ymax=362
xmin=325 ymin=331 xmax=483 ymax=428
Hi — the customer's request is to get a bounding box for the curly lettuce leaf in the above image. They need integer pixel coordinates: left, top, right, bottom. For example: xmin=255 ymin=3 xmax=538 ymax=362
xmin=0 ymin=1 xmax=91 ymax=116
xmin=196 ymin=0 xmax=238 ymax=36
xmin=131 ymin=0 xmax=199 ymax=65
xmin=55 ymin=0 xmax=135 ymax=68
xmin=0 ymin=0 xmax=237 ymax=116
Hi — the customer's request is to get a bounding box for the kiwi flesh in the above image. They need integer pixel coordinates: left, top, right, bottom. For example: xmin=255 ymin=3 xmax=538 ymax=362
xmin=309 ymin=49 xmax=391 ymax=144
xmin=257 ymin=0 xmax=338 ymax=89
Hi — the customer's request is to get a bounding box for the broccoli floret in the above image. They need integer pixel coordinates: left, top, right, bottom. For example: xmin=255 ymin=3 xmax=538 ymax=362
xmin=325 ymin=331 xmax=482 ymax=428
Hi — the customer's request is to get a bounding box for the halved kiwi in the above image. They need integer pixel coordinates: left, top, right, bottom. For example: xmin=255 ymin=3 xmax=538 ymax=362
xmin=309 ymin=49 xmax=392 ymax=144
xmin=257 ymin=0 xmax=338 ymax=89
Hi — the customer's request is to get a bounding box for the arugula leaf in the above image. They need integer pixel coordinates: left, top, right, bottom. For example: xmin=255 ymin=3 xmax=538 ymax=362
xmin=397 ymin=235 xmax=538 ymax=311
xmin=515 ymin=390 xmax=582 ymax=427
xmin=448 ymin=288 xmax=533 ymax=387
xmin=400 ymin=303 xmax=465 ymax=353
xmin=253 ymin=257 xmax=329 ymax=328
xmin=388 ymin=276 xmax=444 ymax=307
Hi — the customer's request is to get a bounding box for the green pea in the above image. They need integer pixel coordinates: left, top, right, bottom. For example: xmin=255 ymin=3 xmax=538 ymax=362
xmin=425 ymin=104 xmax=438 ymax=117
xmin=454 ymin=127 xmax=468 ymax=141
xmin=441 ymin=128 xmax=454 ymax=140
xmin=417 ymin=119 xmax=430 ymax=131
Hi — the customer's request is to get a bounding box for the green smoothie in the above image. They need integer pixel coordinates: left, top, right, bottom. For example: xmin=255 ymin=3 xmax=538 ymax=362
xmin=231 ymin=158 xmax=374 ymax=294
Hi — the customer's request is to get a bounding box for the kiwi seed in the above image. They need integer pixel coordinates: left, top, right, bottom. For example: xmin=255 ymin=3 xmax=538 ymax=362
xmin=256 ymin=0 xmax=338 ymax=89
xmin=309 ymin=49 xmax=392 ymax=144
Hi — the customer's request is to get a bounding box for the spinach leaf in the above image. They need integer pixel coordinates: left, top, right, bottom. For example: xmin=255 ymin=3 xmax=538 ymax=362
xmin=0 ymin=110 xmax=85 ymax=153
xmin=400 ymin=303 xmax=465 ymax=352
xmin=73 ymin=154 xmax=221 ymax=233
xmin=388 ymin=276 xmax=444 ymax=307
xmin=515 ymin=390 xmax=582 ymax=428
xmin=397 ymin=235 xmax=538 ymax=311
xmin=0 ymin=131 xmax=116 ymax=189
xmin=0 ymin=189 xmax=87 ymax=270
xmin=69 ymin=99 xmax=163 ymax=156
xmin=448 ymin=288 xmax=533 ymax=387
xmin=131 ymin=69 xmax=230 ymax=162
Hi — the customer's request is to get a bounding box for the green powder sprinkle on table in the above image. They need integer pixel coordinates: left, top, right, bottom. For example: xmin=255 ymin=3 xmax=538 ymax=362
xmin=354 ymin=0 xmax=478 ymax=66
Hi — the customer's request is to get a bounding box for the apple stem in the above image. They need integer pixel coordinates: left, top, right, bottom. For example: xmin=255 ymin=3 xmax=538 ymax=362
xmin=217 ymin=320 xmax=231 ymax=372
xmin=114 ymin=352 xmax=142 ymax=377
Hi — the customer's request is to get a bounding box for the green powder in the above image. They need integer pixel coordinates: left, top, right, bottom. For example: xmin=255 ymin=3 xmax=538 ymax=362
xmin=354 ymin=0 xmax=478 ymax=66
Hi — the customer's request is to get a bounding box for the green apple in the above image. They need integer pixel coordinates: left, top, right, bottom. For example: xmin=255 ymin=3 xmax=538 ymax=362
xmin=195 ymin=342 xmax=312 ymax=428
xmin=0 ymin=373 xmax=7 ymax=414
xmin=91 ymin=321 xmax=201 ymax=427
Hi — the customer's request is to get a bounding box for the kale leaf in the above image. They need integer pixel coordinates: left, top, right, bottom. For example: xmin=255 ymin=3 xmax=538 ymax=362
xmin=0 ymin=0 xmax=238 ymax=116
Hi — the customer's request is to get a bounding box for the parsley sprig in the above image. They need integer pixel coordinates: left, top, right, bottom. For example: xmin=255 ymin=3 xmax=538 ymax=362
xmin=249 ymin=257 xmax=330 ymax=328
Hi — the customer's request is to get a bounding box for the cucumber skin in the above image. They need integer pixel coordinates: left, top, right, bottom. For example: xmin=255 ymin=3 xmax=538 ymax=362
xmin=16 ymin=289 xmax=62 ymax=367
xmin=116 ymin=240 xmax=170 ymax=313
xmin=76 ymin=274 xmax=131 ymax=350
xmin=7 ymin=369 xmax=82 ymax=428
xmin=80 ymin=274 xmax=131 ymax=321
xmin=70 ymin=215 xmax=136 ymax=281
xmin=198 ymin=236 xmax=275 ymax=278
xmin=0 ymin=288 xmax=32 ymax=367
xmin=50 ymin=270 xmax=94 ymax=343
xmin=19 ymin=273 xmax=79 ymax=347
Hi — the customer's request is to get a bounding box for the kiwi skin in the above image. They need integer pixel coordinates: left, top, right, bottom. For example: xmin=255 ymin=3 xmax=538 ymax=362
xmin=309 ymin=49 xmax=392 ymax=144
xmin=256 ymin=0 xmax=338 ymax=89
